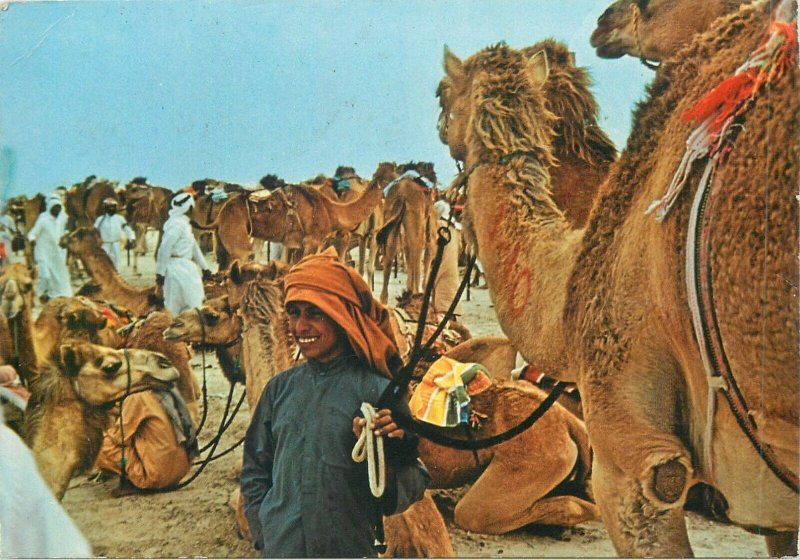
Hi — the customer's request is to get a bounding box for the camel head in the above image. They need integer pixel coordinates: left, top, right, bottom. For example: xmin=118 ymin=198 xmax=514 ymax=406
xmin=163 ymin=295 xmax=241 ymax=345
xmin=590 ymin=0 xmax=746 ymax=62
xmin=370 ymin=161 xmax=400 ymax=188
xmin=55 ymin=298 xmax=109 ymax=335
xmin=60 ymin=226 xmax=102 ymax=252
xmin=227 ymin=260 xmax=290 ymax=309
xmin=0 ymin=264 xmax=35 ymax=320
xmin=437 ymin=44 xmax=556 ymax=168
xmin=59 ymin=342 xmax=178 ymax=406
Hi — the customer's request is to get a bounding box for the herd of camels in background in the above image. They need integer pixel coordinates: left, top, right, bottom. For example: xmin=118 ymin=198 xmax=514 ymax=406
xmin=0 ymin=0 xmax=796 ymax=556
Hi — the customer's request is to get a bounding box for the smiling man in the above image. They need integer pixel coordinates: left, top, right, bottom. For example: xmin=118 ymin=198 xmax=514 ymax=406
xmin=240 ymin=248 xmax=430 ymax=558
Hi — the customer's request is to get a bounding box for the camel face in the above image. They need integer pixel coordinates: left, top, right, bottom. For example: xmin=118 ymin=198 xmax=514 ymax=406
xmin=590 ymin=0 xmax=744 ymax=62
xmin=164 ymin=296 xmax=241 ymax=344
xmin=436 ymin=49 xmax=472 ymax=163
xmin=227 ymin=260 xmax=289 ymax=309
xmin=0 ymin=264 xmax=34 ymax=320
xmin=60 ymin=226 xmax=100 ymax=251
xmin=60 ymin=342 xmax=179 ymax=406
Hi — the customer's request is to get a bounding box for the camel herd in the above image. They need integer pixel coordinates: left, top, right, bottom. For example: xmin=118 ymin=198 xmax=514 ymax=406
xmin=0 ymin=0 xmax=797 ymax=556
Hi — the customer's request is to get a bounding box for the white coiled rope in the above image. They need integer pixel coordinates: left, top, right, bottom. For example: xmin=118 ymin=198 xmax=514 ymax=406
xmin=351 ymin=402 xmax=385 ymax=497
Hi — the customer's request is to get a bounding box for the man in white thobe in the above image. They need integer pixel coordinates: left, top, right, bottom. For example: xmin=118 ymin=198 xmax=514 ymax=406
xmin=94 ymin=198 xmax=135 ymax=270
xmin=156 ymin=192 xmax=213 ymax=316
xmin=27 ymin=197 xmax=72 ymax=302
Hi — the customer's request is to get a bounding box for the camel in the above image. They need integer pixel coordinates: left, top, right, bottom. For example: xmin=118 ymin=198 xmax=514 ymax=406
xmin=4 ymin=194 xmax=45 ymax=267
xmin=438 ymin=11 xmax=798 ymax=555
xmin=121 ymin=177 xmax=173 ymax=269
xmin=193 ymin=163 xmax=395 ymax=269
xmin=0 ymin=264 xmax=38 ymax=385
xmin=23 ymin=341 xmax=179 ymax=500
xmin=65 ymin=175 xmax=120 ymax=227
xmin=61 ymin=227 xmax=163 ymax=316
xmin=376 ymin=162 xmax=439 ymax=305
xmin=590 ymin=0 xmax=747 ymax=64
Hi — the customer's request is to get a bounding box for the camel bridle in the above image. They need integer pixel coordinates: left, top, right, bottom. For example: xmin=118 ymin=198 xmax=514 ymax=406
xmin=629 ymin=1 xmax=660 ymax=71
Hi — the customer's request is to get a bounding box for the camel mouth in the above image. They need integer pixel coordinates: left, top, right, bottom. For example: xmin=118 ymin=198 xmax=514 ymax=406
xmin=2 ymin=304 xmax=20 ymax=320
xmin=589 ymin=28 xmax=626 ymax=59
xmin=162 ymin=327 xmax=187 ymax=342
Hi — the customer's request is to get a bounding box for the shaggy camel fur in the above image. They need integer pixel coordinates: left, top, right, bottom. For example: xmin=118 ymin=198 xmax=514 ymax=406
xmin=23 ymin=342 xmax=179 ymax=500
xmin=377 ymin=162 xmax=438 ymax=305
xmin=194 ymin=163 xmax=395 ymax=268
xmin=438 ymin=11 xmax=798 ymax=555
xmin=590 ymin=0 xmax=746 ymax=63
xmin=0 ymin=264 xmax=38 ymax=385
xmin=61 ymin=227 xmax=163 ymax=316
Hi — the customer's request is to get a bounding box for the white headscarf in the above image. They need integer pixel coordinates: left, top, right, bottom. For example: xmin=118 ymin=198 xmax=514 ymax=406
xmin=46 ymin=196 xmax=62 ymax=212
xmin=169 ymin=193 xmax=195 ymax=218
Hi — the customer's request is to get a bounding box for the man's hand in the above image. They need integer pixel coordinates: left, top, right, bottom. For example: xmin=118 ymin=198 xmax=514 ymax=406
xmin=155 ymin=274 xmax=165 ymax=287
xmin=352 ymin=408 xmax=405 ymax=439
xmin=202 ymin=269 xmax=214 ymax=282
xmin=125 ymin=239 xmax=135 ymax=250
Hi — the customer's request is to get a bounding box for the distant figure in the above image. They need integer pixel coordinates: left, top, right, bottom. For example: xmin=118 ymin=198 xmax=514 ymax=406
xmin=27 ymin=196 xmax=72 ymax=303
xmin=0 ymin=406 xmax=92 ymax=558
xmin=94 ymin=198 xmax=135 ymax=270
xmin=156 ymin=193 xmax=213 ymax=316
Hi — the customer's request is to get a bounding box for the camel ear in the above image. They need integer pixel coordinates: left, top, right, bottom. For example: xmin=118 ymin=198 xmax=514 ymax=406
xmin=527 ymin=49 xmax=550 ymax=86
xmin=230 ymin=260 xmax=242 ymax=284
xmin=568 ymin=51 xmax=576 ymax=66
xmin=60 ymin=344 xmax=81 ymax=377
xmin=443 ymin=46 xmax=465 ymax=85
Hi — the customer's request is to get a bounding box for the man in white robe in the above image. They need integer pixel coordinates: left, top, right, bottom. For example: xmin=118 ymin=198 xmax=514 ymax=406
xmin=27 ymin=197 xmax=72 ymax=302
xmin=155 ymin=193 xmax=213 ymax=316
xmin=94 ymin=198 xmax=135 ymax=270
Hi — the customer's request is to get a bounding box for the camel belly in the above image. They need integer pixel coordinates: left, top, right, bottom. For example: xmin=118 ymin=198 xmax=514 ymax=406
xmin=708 ymin=411 xmax=799 ymax=531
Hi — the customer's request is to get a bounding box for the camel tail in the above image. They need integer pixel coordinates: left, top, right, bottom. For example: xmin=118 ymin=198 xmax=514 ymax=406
xmin=376 ymin=200 xmax=405 ymax=246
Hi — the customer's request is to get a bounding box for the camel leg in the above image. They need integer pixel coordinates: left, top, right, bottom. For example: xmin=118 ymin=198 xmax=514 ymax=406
xmin=357 ymin=234 xmax=367 ymax=275
xmin=765 ymin=532 xmax=798 ymax=557
xmin=453 ymin=438 xmax=595 ymax=534
xmin=403 ymin=228 xmax=423 ymax=294
xmin=380 ymin=232 xmax=399 ymax=305
xmin=229 ymin=488 xmax=252 ymax=542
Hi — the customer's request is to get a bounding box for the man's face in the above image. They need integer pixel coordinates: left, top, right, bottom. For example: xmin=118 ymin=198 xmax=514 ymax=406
xmin=286 ymin=301 xmax=346 ymax=363
xmin=105 ymin=206 xmax=117 ymax=215
xmin=50 ymin=205 xmax=61 ymax=218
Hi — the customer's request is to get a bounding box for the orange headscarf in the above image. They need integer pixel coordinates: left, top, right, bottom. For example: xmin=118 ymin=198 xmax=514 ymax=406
xmin=284 ymin=248 xmax=402 ymax=379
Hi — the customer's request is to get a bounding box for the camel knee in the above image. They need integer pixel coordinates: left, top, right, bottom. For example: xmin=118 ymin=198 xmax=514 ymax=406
xmin=652 ymin=459 xmax=688 ymax=504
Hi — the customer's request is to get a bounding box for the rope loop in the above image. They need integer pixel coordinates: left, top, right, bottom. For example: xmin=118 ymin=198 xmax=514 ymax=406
xmin=436 ymin=225 xmax=451 ymax=246
xmin=351 ymin=403 xmax=386 ymax=498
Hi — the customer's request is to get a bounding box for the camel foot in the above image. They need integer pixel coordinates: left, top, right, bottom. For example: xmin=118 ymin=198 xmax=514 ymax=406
xmin=766 ymin=532 xmax=798 ymax=557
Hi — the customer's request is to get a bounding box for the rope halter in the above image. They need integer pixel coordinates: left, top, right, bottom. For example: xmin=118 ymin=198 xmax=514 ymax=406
xmin=351 ymin=402 xmax=386 ymax=498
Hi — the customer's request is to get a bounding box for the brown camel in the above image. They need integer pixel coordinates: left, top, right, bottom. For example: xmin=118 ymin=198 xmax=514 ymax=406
xmin=438 ymin=11 xmax=797 ymax=555
xmin=61 ymin=227 xmax=163 ymax=316
xmin=121 ymin=177 xmax=173 ymax=269
xmin=5 ymin=194 xmax=45 ymax=268
xmin=194 ymin=163 xmax=395 ymax=269
xmin=23 ymin=342 xmax=179 ymax=500
xmin=590 ymin=0 xmax=746 ymax=63
xmin=189 ymin=178 xmax=246 ymax=256
xmin=376 ymin=162 xmax=440 ymax=304
xmin=0 ymin=264 xmax=38 ymax=385
xmin=66 ymin=176 xmax=120 ymax=227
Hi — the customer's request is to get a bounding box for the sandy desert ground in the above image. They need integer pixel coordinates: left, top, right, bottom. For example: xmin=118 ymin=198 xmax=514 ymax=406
xmin=47 ymin=239 xmax=770 ymax=558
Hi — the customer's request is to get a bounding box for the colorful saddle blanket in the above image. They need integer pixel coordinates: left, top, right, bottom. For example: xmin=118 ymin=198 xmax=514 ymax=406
xmin=409 ymin=356 xmax=492 ymax=428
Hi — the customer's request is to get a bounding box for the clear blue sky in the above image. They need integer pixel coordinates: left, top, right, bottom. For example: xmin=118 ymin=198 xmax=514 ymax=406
xmin=0 ymin=0 xmax=651 ymax=199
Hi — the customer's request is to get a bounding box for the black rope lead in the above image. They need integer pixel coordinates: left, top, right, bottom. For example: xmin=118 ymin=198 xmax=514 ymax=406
xmin=193 ymin=308 xmax=210 ymax=437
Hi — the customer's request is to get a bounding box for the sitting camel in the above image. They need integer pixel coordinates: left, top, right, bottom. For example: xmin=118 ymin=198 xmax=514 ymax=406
xmin=193 ymin=162 xmax=396 ymax=268
xmin=62 ymin=227 xmax=162 ymax=316
xmin=376 ymin=162 xmax=438 ymax=304
xmin=165 ymin=262 xmax=455 ymax=556
xmin=168 ymin=261 xmax=596 ymax=539
xmin=0 ymin=264 xmax=38 ymax=385
xmin=23 ymin=342 xmax=179 ymax=500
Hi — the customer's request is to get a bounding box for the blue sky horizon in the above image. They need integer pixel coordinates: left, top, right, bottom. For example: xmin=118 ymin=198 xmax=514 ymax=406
xmin=0 ymin=1 xmax=652 ymax=199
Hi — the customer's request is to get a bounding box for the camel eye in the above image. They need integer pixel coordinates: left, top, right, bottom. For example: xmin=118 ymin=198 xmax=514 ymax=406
xmin=203 ymin=312 xmax=219 ymax=326
xmin=156 ymin=355 xmax=172 ymax=369
xmin=103 ymin=361 xmax=122 ymax=377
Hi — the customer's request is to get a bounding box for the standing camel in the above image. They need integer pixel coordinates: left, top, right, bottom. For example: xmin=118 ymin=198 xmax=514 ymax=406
xmin=121 ymin=177 xmax=173 ymax=272
xmin=438 ymin=10 xmax=797 ymax=555
xmin=376 ymin=162 xmax=438 ymax=304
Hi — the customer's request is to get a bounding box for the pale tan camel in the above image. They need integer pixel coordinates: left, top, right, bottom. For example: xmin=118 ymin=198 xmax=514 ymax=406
xmin=0 ymin=264 xmax=38 ymax=385
xmin=377 ymin=162 xmax=438 ymax=304
xmin=23 ymin=342 xmax=179 ymax=500
xmin=61 ymin=227 xmax=162 ymax=316
xmin=166 ymin=262 xmax=456 ymax=556
xmin=438 ymin=14 xmax=798 ymax=555
xmin=194 ymin=163 xmax=395 ymax=268
xmin=590 ymin=0 xmax=746 ymax=63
